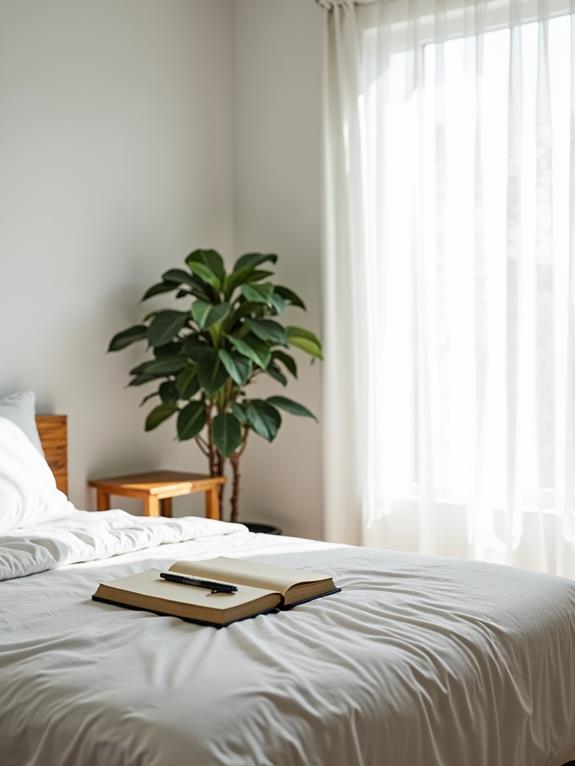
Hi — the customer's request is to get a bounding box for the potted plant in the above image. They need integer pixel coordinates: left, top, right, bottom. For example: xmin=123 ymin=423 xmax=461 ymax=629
xmin=108 ymin=249 xmax=322 ymax=523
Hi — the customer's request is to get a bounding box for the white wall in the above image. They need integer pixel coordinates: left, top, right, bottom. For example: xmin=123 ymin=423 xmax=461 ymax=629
xmin=0 ymin=0 xmax=325 ymax=533
xmin=0 ymin=0 xmax=235 ymax=512
xmin=233 ymin=0 xmax=324 ymax=537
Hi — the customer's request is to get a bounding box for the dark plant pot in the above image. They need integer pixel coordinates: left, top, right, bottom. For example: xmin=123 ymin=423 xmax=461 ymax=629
xmin=244 ymin=522 xmax=283 ymax=535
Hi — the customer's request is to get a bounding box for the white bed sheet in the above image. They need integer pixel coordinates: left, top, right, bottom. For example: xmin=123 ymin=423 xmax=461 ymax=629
xmin=1 ymin=520 xmax=575 ymax=766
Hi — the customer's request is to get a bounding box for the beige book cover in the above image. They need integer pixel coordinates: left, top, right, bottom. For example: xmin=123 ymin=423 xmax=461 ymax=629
xmin=92 ymin=557 xmax=339 ymax=627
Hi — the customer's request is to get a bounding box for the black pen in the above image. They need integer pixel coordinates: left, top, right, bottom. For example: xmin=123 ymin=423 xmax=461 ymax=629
xmin=160 ymin=571 xmax=238 ymax=594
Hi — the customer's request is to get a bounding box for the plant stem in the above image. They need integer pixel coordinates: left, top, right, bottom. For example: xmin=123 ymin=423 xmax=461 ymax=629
xmin=206 ymin=403 xmax=217 ymax=475
xmin=228 ymin=429 xmax=249 ymax=523
xmin=194 ymin=436 xmax=209 ymax=457
xmin=230 ymin=452 xmax=241 ymax=524
xmin=216 ymin=452 xmax=226 ymax=518
xmin=205 ymin=402 xmax=225 ymax=519
xmin=239 ymin=428 xmax=250 ymax=456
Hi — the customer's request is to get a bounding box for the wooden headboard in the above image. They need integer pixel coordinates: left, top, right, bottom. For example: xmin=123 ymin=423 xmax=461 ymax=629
xmin=36 ymin=415 xmax=68 ymax=495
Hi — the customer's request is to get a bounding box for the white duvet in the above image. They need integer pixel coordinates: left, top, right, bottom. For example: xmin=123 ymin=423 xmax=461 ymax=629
xmin=0 ymin=509 xmax=243 ymax=581
xmin=1 ymin=517 xmax=575 ymax=766
xmin=1 ymin=418 xmax=574 ymax=765
xmin=0 ymin=416 xmax=243 ymax=581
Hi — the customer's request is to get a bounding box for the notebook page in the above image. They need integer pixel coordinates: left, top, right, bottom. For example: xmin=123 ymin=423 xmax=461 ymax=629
xmin=170 ymin=557 xmax=329 ymax=596
xmin=101 ymin=569 xmax=274 ymax=608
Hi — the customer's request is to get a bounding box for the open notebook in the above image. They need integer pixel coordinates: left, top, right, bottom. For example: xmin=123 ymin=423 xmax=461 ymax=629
xmin=92 ymin=557 xmax=340 ymax=627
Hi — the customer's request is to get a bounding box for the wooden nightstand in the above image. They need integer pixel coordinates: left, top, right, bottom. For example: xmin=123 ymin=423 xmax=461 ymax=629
xmin=88 ymin=471 xmax=225 ymax=520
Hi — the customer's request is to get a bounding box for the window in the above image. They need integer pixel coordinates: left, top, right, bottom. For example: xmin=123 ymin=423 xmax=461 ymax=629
xmin=324 ymin=0 xmax=575 ymax=572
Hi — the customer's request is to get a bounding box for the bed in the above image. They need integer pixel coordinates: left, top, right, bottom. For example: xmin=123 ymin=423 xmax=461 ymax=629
xmin=1 ymin=415 xmax=574 ymax=766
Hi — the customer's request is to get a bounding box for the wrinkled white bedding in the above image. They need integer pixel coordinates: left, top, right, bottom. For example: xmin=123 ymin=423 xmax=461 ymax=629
xmin=0 ymin=509 xmax=242 ymax=581
xmin=1 ymin=518 xmax=574 ymax=766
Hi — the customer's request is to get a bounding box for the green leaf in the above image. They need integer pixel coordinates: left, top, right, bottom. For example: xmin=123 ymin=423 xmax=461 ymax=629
xmin=136 ymin=355 xmax=186 ymax=375
xmin=245 ymin=319 xmax=287 ymax=345
xmin=108 ymin=325 xmax=148 ymax=352
xmin=213 ymin=413 xmax=243 ymax=457
xmin=288 ymin=336 xmax=323 ymax=359
xmin=159 ymin=381 xmax=179 ymax=403
xmin=129 ymin=372 xmax=162 ymax=387
xmin=287 ymin=326 xmax=323 ymax=359
xmin=267 ymin=396 xmax=317 ymax=421
xmin=177 ymin=401 xmax=207 ymax=441
xmin=187 ymin=261 xmax=221 ymax=290
xmin=224 ymin=266 xmax=254 ymax=297
xmin=248 ymin=270 xmax=274 ymax=283
xmin=269 ymin=291 xmax=286 ymax=314
xmin=272 ymin=350 xmax=298 ymax=378
xmin=163 ymin=271 xmax=214 ymax=300
xmin=224 ymin=268 xmax=274 ymax=297
xmin=241 ymin=283 xmax=274 ymax=305
xmin=139 ymin=390 xmax=159 ymax=407
xmin=191 ymin=300 xmax=230 ymax=329
xmin=162 ymin=268 xmax=200 ymax=289
xmin=191 ymin=300 xmax=212 ymax=328
xmin=145 ymin=403 xmax=178 ymax=431
xmin=148 ymin=311 xmax=188 ymax=347
xmin=168 ymin=271 xmax=213 ymax=301
xmin=129 ymin=361 xmax=151 ymax=376
xmin=226 ymin=334 xmax=271 ymax=369
xmin=186 ymin=249 xmax=225 ymax=288
xmin=230 ymin=401 xmax=248 ymax=425
xmin=154 ymin=341 xmax=182 ymax=356
xmin=197 ymin=349 xmax=229 ymax=395
xmin=266 ymin=363 xmax=288 ymax=386
xmin=183 ymin=336 xmax=210 ymax=360
xmin=176 ymin=366 xmax=200 ymax=399
xmin=274 ymin=285 xmax=306 ymax=310
xmin=287 ymin=326 xmax=321 ymax=344
xmin=219 ymin=350 xmax=253 ymax=386
xmin=142 ymin=282 xmax=178 ymax=301
xmin=233 ymin=252 xmax=278 ymax=272
xmin=246 ymin=400 xmax=282 ymax=442
xmin=225 ymin=301 xmax=265 ymax=330
xmin=187 ymin=249 xmax=226 ymax=280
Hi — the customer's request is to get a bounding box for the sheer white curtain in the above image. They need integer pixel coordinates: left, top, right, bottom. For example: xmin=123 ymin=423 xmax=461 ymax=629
xmin=321 ymin=0 xmax=575 ymax=576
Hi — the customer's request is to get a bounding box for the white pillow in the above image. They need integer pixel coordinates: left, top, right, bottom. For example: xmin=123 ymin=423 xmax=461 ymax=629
xmin=0 ymin=417 xmax=74 ymax=531
xmin=0 ymin=391 xmax=45 ymax=455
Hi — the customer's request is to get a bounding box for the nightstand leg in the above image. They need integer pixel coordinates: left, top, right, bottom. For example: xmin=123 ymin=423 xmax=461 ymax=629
xmin=96 ymin=490 xmax=111 ymax=511
xmin=161 ymin=498 xmax=172 ymax=518
xmin=143 ymin=496 xmax=161 ymax=517
xmin=205 ymin=487 xmax=220 ymax=520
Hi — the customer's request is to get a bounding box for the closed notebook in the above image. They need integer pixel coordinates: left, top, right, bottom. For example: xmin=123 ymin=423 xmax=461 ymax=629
xmin=92 ymin=557 xmax=340 ymax=627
